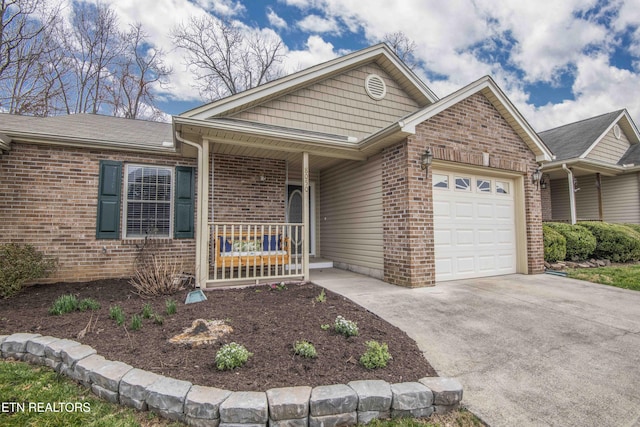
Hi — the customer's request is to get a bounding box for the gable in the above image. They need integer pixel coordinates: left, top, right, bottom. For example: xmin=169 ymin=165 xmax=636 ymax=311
xmin=227 ymin=63 xmax=421 ymax=141
xmin=586 ymin=124 xmax=631 ymax=163
xmin=418 ymin=92 xmax=537 ymax=169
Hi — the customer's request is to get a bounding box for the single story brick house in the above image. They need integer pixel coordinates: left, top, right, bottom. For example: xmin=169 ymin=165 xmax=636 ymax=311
xmin=539 ymin=109 xmax=640 ymax=224
xmin=0 ymin=44 xmax=552 ymax=288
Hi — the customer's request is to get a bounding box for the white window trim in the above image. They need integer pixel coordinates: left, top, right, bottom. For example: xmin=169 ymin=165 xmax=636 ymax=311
xmin=123 ymin=163 xmax=174 ymax=239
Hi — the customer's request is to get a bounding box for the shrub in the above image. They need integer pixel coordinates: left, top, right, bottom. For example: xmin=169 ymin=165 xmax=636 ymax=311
xmin=334 ymin=315 xmax=358 ymax=337
xmin=130 ymin=314 xmax=142 ymax=331
xmin=215 ymin=343 xmax=252 ymax=370
xmin=542 ymin=224 xmax=566 ymax=262
xmin=130 ymin=238 xmax=185 ymax=297
xmin=293 ymin=341 xmax=317 ymax=358
xmin=109 ymin=305 xmax=125 ymax=326
xmin=49 ymin=295 xmax=79 ymax=315
xmin=545 ymin=222 xmax=596 ymax=261
xmin=78 ymin=298 xmax=101 ymax=312
xmin=0 ymin=244 xmax=57 ymax=298
xmin=359 ymin=340 xmax=392 ymax=369
xmin=165 ymin=298 xmax=177 ymax=315
xmin=579 ymin=222 xmax=640 ymax=262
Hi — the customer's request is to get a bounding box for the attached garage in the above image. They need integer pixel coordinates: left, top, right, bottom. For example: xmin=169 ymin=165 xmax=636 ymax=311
xmin=432 ymin=168 xmax=520 ymax=281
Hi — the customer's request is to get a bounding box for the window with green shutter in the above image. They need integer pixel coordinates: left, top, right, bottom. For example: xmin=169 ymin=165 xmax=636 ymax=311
xmin=174 ymin=166 xmax=195 ymax=239
xmin=96 ymin=160 xmax=122 ymax=239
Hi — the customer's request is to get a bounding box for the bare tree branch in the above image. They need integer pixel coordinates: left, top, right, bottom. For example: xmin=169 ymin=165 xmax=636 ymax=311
xmin=383 ymin=31 xmax=418 ymax=70
xmin=172 ymin=15 xmax=284 ymax=101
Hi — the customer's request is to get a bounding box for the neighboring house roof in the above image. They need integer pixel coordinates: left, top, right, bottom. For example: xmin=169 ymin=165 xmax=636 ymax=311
xmin=539 ymin=109 xmax=640 ymax=176
xmin=539 ymin=110 xmax=626 ymax=160
xmin=0 ymin=113 xmax=174 ymax=153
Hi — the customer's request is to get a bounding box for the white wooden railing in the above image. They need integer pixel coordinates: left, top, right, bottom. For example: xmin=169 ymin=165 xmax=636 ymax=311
xmin=208 ymin=223 xmax=304 ymax=283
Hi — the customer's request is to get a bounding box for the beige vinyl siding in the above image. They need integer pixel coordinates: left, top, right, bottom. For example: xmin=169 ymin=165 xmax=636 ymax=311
xmin=320 ymin=155 xmax=383 ymax=274
xmin=587 ymin=126 xmax=631 ymax=163
xmin=602 ymin=173 xmax=640 ymax=223
xmin=230 ymin=64 xmax=420 ymax=141
xmin=551 ymin=174 xmax=601 ymax=221
xmin=550 ymin=178 xmax=571 ymax=221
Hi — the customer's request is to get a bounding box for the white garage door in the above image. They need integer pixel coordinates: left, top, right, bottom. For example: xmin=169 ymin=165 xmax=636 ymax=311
xmin=433 ymin=170 xmax=517 ymax=281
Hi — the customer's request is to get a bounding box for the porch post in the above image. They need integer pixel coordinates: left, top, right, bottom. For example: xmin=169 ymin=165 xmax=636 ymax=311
xmin=596 ymin=173 xmax=604 ymax=221
xmin=198 ymin=140 xmax=210 ymax=288
xmin=302 ymin=152 xmax=310 ymax=281
xmin=562 ymin=164 xmax=577 ymax=224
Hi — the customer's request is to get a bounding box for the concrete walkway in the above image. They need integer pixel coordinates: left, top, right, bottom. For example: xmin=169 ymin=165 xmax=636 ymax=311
xmin=310 ymin=269 xmax=640 ymax=427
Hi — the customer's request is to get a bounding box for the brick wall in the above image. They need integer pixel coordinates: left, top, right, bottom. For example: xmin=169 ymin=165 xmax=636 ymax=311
xmin=382 ymin=92 xmax=544 ymax=287
xmin=541 ymin=174 xmax=553 ymax=221
xmin=0 ymin=143 xmax=197 ymax=283
xmin=212 ymin=154 xmax=286 ymax=223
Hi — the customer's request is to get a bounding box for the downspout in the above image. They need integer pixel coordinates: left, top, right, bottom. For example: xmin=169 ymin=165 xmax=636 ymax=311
xmin=175 ymin=131 xmax=207 ymax=288
xmin=562 ymin=164 xmax=577 ymax=225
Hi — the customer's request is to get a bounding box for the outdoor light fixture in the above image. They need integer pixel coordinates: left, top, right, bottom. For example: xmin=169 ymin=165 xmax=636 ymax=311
xmin=532 ymin=168 xmax=542 ymax=189
xmin=421 ymin=148 xmax=433 ymax=170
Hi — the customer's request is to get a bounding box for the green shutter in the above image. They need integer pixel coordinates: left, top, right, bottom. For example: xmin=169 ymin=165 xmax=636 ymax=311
xmin=174 ymin=166 xmax=195 ymax=239
xmin=96 ymin=160 xmax=122 ymax=239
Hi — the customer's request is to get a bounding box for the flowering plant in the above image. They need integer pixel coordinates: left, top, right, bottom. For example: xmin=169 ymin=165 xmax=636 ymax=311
xmin=334 ymin=315 xmax=359 ymax=337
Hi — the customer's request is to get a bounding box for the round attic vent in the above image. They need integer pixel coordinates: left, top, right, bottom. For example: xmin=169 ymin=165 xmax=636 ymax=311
xmin=613 ymin=124 xmax=621 ymax=139
xmin=365 ymin=74 xmax=387 ymax=100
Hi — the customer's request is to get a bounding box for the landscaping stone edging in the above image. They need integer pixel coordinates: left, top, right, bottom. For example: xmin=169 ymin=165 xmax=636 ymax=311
xmin=1 ymin=333 xmax=463 ymax=426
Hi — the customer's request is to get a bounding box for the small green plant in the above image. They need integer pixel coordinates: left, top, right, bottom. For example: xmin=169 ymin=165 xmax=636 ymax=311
xmin=141 ymin=303 xmax=153 ymax=319
xmin=320 ymin=323 xmax=330 ymax=331
xmin=49 ymin=294 xmax=79 ymax=315
xmin=359 ymin=340 xmax=392 ymax=369
xmin=130 ymin=314 xmax=142 ymax=331
xmin=0 ymin=243 xmax=57 ymax=298
xmin=165 ymin=298 xmax=177 ymax=315
xmin=152 ymin=313 xmax=164 ymax=325
xmin=215 ymin=343 xmax=252 ymax=370
xmin=315 ymin=288 xmax=326 ymax=303
xmin=270 ymin=282 xmax=287 ymax=291
xmin=78 ymin=298 xmax=101 ymax=312
xmin=109 ymin=305 xmax=125 ymax=326
xmin=293 ymin=340 xmax=317 ymax=358
xmin=334 ymin=315 xmax=358 ymax=337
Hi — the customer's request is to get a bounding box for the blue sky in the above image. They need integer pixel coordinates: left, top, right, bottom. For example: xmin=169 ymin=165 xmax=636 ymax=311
xmin=100 ymin=0 xmax=640 ymax=131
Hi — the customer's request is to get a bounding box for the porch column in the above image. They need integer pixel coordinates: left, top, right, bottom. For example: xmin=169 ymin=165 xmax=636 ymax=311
xmin=302 ymin=152 xmax=310 ymax=281
xmin=596 ymin=173 xmax=604 ymax=221
xmin=197 ymin=140 xmax=210 ymax=288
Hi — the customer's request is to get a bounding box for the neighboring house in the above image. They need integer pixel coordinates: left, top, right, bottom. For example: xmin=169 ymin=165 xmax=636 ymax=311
xmin=0 ymin=44 xmax=552 ymax=288
xmin=539 ymin=109 xmax=640 ymax=224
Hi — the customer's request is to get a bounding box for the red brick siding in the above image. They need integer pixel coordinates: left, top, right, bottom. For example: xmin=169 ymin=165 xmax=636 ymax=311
xmin=382 ymin=92 xmax=544 ymax=287
xmin=0 ymin=143 xmax=197 ymax=283
xmin=541 ymin=174 xmax=553 ymax=221
xmin=212 ymin=154 xmax=286 ymax=223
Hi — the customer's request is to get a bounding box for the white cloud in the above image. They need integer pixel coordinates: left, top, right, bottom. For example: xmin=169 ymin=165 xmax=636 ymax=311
xmin=283 ymin=35 xmax=343 ymax=72
xmin=267 ymin=7 xmax=288 ymax=29
xmin=195 ymin=0 xmax=245 ymax=17
xmin=297 ymin=14 xmax=341 ymax=34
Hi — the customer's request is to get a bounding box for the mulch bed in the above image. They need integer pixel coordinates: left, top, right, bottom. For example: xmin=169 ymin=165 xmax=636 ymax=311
xmin=0 ymin=279 xmax=437 ymax=391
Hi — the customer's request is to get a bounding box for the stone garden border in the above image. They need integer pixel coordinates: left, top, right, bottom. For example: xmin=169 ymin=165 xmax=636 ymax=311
xmin=1 ymin=333 xmax=463 ymax=426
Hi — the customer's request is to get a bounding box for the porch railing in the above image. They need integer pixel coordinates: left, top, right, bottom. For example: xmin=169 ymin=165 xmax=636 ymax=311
xmin=208 ymin=223 xmax=304 ymax=283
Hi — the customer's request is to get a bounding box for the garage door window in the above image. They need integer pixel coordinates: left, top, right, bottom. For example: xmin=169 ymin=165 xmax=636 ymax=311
xmin=433 ymin=174 xmax=449 ymax=189
xmin=496 ymin=181 xmax=509 ymax=194
xmin=455 ymin=177 xmax=471 ymax=191
xmin=477 ymin=179 xmax=491 ymax=193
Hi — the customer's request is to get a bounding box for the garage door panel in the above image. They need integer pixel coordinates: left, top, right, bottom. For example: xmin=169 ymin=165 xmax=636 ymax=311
xmin=434 ymin=170 xmax=517 ymax=281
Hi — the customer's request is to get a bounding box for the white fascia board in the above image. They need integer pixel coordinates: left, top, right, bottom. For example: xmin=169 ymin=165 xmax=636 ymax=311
xmin=7 ymin=132 xmax=176 ymax=154
xmin=0 ymin=132 xmax=11 ymax=151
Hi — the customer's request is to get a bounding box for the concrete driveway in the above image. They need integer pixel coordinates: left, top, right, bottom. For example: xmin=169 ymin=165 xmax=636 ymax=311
xmin=311 ymin=269 xmax=640 ymax=427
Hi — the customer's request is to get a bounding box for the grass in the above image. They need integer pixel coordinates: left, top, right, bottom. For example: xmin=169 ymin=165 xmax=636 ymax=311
xmin=567 ymin=264 xmax=640 ymax=291
xmin=0 ymin=360 xmax=484 ymax=427
xmin=0 ymin=360 xmax=180 ymax=427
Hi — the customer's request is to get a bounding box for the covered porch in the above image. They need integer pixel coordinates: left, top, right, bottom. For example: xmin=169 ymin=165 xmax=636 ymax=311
xmin=173 ymin=117 xmax=370 ymax=288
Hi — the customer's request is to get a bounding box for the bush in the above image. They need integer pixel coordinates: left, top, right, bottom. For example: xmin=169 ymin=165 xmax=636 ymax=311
xmin=579 ymin=222 xmax=640 ymax=262
xmin=0 ymin=244 xmax=57 ymax=298
xmin=359 ymin=340 xmax=392 ymax=369
xmin=49 ymin=295 xmax=79 ymax=315
xmin=129 ymin=240 xmax=185 ymax=297
xmin=544 ymin=223 xmax=596 ymax=261
xmin=215 ymin=343 xmax=252 ymax=370
xmin=334 ymin=315 xmax=358 ymax=337
xmin=542 ymin=224 xmax=566 ymax=262
xmin=293 ymin=341 xmax=317 ymax=358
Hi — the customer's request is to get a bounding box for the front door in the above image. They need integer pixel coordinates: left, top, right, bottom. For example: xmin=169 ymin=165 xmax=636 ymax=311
xmin=287 ymin=183 xmax=315 ymax=256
